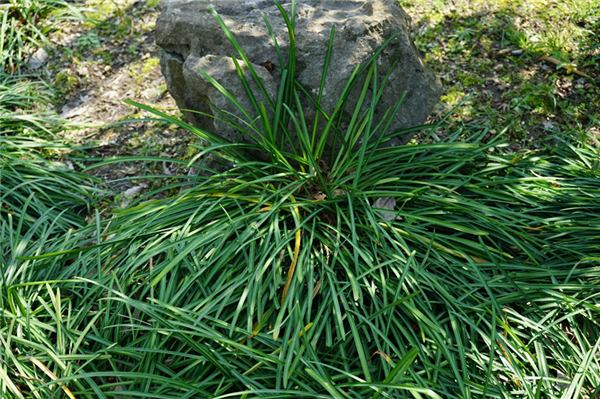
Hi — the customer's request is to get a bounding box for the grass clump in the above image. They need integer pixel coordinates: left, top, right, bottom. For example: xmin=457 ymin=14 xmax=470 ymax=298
xmin=2 ymin=1 xmax=600 ymax=399
xmin=1 ymin=0 xmax=105 ymax=236
xmin=1 ymin=136 xmax=104 ymax=237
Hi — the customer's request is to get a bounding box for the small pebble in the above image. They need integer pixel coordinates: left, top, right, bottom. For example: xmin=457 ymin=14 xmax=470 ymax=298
xmin=511 ymin=50 xmax=523 ymax=56
xmin=104 ymin=65 xmax=112 ymax=73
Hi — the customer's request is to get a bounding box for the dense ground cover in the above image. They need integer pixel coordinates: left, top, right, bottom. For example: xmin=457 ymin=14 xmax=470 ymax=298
xmin=1 ymin=0 xmax=599 ymax=398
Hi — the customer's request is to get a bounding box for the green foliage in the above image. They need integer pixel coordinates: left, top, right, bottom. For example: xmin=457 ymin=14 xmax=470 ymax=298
xmin=2 ymin=1 xmax=600 ymax=398
xmin=3 ymin=132 xmax=600 ymax=398
xmin=0 ymin=0 xmax=91 ymax=74
xmin=0 ymin=69 xmax=85 ymax=137
xmin=579 ymin=6 xmax=600 ymax=61
xmin=0 ymin=136 xmax=105 ymax=238
xmin=0 ymin=0 xmax=94 ymax=136
xmin=0 ymin=0 xmax=105 ymax=260
xmin=76 ymin=32 xmax=101 ymax=49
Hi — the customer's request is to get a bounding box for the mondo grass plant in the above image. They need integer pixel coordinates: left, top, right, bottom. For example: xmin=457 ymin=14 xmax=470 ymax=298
xmin=3 ymin=1 xmax=600 ymax=398
xmin=0 ymin=136 xmax=104 ymax=238
xmin=1 ymin=1 xmax=105 ymax=242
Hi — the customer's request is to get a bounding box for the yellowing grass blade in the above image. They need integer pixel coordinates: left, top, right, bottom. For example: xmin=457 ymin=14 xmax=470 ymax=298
xmin=22 ymin=356 xmax=76 ymax=399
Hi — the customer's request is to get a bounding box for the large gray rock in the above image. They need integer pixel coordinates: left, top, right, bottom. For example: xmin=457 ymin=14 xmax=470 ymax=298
xmin=155 ymin=0 xmax=441 ymax=163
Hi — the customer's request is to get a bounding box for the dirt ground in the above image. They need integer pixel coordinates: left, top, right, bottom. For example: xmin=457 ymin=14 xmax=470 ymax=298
xmin=44 ymin=0 xmax=198 ymax=201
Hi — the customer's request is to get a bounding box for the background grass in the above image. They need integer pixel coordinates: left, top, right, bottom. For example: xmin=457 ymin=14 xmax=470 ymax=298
xmin=400 ymin=0 xmax=600 ymax=148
